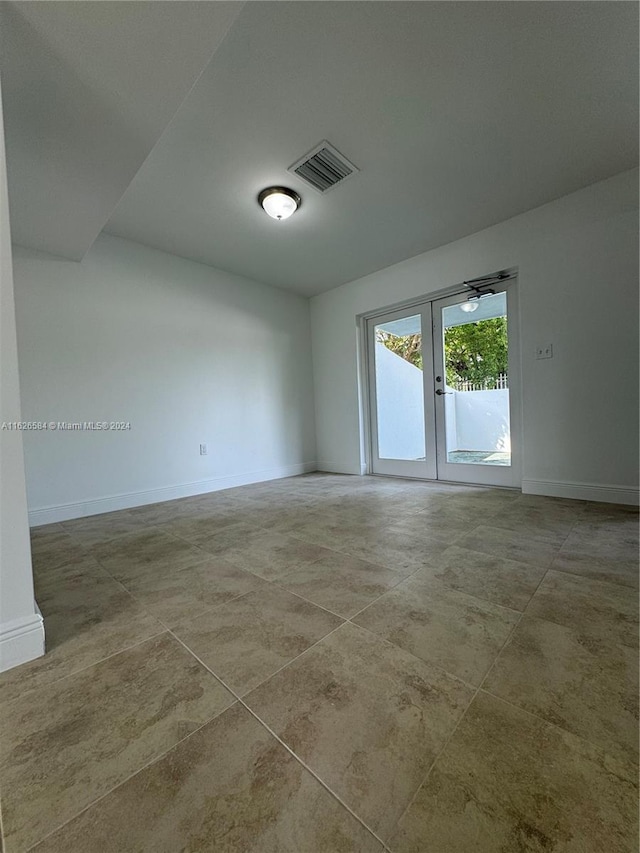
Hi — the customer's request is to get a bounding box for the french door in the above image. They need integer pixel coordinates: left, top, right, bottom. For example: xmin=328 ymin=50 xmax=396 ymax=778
xmin=367 ymin=282 xmax=520 ymax=487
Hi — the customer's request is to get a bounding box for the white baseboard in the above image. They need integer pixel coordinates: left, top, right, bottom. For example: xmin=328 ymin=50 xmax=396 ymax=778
xmin=522 ymin=479 xmax=639 ymax=506
xmin=0 ymin=605 xmax=45 ymax=673
xmin=29 ymin=462 xmax=317 ymax=526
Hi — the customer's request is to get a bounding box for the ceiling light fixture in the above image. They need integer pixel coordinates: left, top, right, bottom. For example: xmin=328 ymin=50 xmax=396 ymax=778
xmin=258 ymin=187 xmax=301 ymax=221
xmin=460 ymin=300 xmax=479 ymax=313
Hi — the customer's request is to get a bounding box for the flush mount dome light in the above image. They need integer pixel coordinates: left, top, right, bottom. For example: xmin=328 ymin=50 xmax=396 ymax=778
xmin=258 ymin=187 xmax=301 ymax=221
xmin=460 ymin=300 xmax=479 ymax=313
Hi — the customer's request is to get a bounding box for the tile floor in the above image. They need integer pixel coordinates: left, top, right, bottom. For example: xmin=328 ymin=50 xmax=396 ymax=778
xmin=1 ymin=473 xmax=638 ymax=852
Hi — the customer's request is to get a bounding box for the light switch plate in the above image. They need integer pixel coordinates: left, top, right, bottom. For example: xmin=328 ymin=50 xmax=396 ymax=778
xmin=536 ymin=344 xmax=553 ymax=360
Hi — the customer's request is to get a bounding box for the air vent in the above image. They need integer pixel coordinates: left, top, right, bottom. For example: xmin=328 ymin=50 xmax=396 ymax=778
xmin=289 ymin=141 xmax=358 ymax=193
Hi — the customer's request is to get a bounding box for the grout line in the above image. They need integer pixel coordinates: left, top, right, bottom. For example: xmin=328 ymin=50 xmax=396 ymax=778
xmin=190 ymin=619 xmax=349 ymax=706
xmin=342 ymin=619 xmax=480 ymax=693
xmin=473 ymin=686 xmax=640 ymax=774
xmin=381 ymin=521 xmax=578 ymax=845
xmin=0 ymin=629 xmax=169 ymax=710
xmin=107 ymin=572 xmax=264 ymax=631
xmin=266 ymin=583 xmax=350 ymax=622
xmin=382 ymin=625 xmax=522 ymax=844
xmin=543 ymin=563 xmax=638 ymax=590
xmin=23 ymin=697 xmax=236 ymax=852
xmin=167 ymin=629 xmax=389 ymax=851
xmin=26 ymin=479 xmax=623 ymax=851
xmin=165 ymin=597 xmax=478 ymax=848
xmin=269 ymin=557 xmax=430 ymax=624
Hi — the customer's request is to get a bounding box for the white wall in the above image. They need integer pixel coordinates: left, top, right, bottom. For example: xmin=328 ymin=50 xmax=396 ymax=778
xmin=311 ymin=169 xmax=639 ymax=504
xmin=453 ymin=389 xmax=510 ymax=453
xmin=374 ymin=342 xmax=425 ymax=460
xmin=13 ymin=234 xmax=317 ymax=523
xmin=0 ymin=77 xmax=44 ymax=671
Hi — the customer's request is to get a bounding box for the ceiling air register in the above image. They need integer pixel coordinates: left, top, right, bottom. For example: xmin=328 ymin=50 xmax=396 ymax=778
xmin=289 ymin=140 xmax=358 ymax=193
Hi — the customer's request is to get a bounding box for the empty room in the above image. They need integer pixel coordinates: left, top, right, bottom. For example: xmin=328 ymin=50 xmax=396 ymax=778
xmin=0 ymin=2 xmax=638 ymax=851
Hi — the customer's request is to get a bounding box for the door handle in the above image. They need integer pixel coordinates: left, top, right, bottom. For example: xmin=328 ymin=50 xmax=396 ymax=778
xmin=435 ymin=389 xmax=452 ymax=395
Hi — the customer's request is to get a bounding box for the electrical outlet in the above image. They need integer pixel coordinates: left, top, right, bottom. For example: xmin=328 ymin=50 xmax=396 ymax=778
xmin=199 ymin=443 xmax=208 ymax=456
xmin=535 ymin=344 xmax=553 ymax=360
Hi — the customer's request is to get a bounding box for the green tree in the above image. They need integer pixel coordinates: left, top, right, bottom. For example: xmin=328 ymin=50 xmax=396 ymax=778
xmin=444 ymin=317 xmax=507 ymax=387
xmin=375 ymin=331 xmax=422 ymax=369
xmin=376 ymin=317 xmax=507 ymax=389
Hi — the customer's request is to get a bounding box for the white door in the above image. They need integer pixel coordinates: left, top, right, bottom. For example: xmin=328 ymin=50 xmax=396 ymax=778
xmin=367 ymin=305 xmax=436 ymax=478
xmin=368 ymin=281 xmax=520 ymax=487
xmin=432 ymin=286 xmax=521 ymax=487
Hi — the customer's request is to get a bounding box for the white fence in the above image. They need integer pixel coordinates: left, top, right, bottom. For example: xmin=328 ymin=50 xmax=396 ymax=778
xmin=446 ymin=387 xmax=510 ymax=453
xmin=375 ymin=344 xmax=510 ymax=458
xmin=452 ymin=373 xmax=508 ymax=392
xmin=375 ymin=342 xmax=425 ymax=460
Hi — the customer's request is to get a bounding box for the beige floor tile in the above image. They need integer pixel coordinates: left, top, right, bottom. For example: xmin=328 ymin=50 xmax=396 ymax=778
xmin=581 ymin=502 xmax=640 ymax=522
xmin=173 ymin=585 xmax=343 ymax=695
xmin=413 ymin=503 xmax=480 ymax=525
xmin=0 ymin=572 xmax=165 ymax=705
xmin=245 ymin=622 xmax=473 ymax=838
xmin=457 ymin=524 xmax=564 ymax=568
xmin=427 ymin=544 xmax=547 ymax=610
xmin=32 ymin=703 xmax=383 ymax=853
xmin=179 ymin=492 xmax=248 ymax=513
xmin=121 ymin=557 xmax=269 ymax=627
xmin=515 ymin=494 xmax=586 ymax=510
xmin=19 ymin=476 xmax=637 ymax=852
xmin=387 ymin=691 xmax=638 ymax=853
xmin=258 ymin=506 xmax=323 ymax=534
xmin=442 ymin=489 xmax=519 ymax=514
xmin=158 ymin=513 xmax=253 ymax=548
xmin=284 ymin=518 xmax=385 ymax=550
xmin=552 ymin=521 xmax=639 ymax=588
xmin=333 ymin=493 xmax=442 ymax=518
xmin=337 ymin=528 xmax=449 ymax=575
xmin=278 ymin=551 xmax=404 ymax=618
xmin=89 ymin=527 xmax=209 ymax=582
xmin=527 ymin=569 xmax=639 ymax=647
xmin=60 ymin=509 xmax=146 ymax=546
xmin=485 ymin=615 xmax=639 ymax=765
xmin=127 ymin=498 xmax=204 ymax=525
xmin=30 ymin=522 xmax=66 ymax=538
xmin=30 ymin=527 xmax=89 ymax=572
xmin=1 ymin=634 xmax=233 ymax=852
xmin=577 ymin=511 xmax=640 ymax=532
xmin=195 ymin=527 xmax=334 ymax=581
xmin=385 ymin=513 xmax=467 ymax=544
xmin=551 ymin=549 xmax=639 ymax=588
xmin=485 ymin=498 xmax=583 ymax=536
xmin=566 ymin=516 xmax=638 ymax=544
xmin=354 ymin=574 xmax=519 ymax=685
xmin=33 ymin=552 xmax=108 ymax=591
xmin=127 ymin=494 xmax=241 ymax=526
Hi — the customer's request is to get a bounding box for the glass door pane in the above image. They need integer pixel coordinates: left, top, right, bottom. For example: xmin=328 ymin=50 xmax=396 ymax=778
xmin=442 ymin=292 xmax=510 ymax=466
xmin=433 ymin=288 xmax=520 ymax=487
xmin=368 ymin=307 xmax=436 ymax=478
xmin=374 ymin=314 xmax=425 ymax=461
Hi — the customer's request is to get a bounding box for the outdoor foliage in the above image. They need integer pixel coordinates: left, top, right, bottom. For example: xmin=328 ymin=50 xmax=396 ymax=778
xmin=444 ymin=318 xmax=507 ymax=387
xmin=376 ymin=317 xmax=508 ymax=387
xmin=375 ymin=330 xmax=422 ymax=369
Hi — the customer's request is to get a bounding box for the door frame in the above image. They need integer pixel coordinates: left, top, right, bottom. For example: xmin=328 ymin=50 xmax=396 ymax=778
xmin=360 ymin=272 xmax=522 ymax=488
xmin=431 ymin=284 xmax=522 ymax=488
xmin=366 ymin=303 xmax=437 ymax=479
